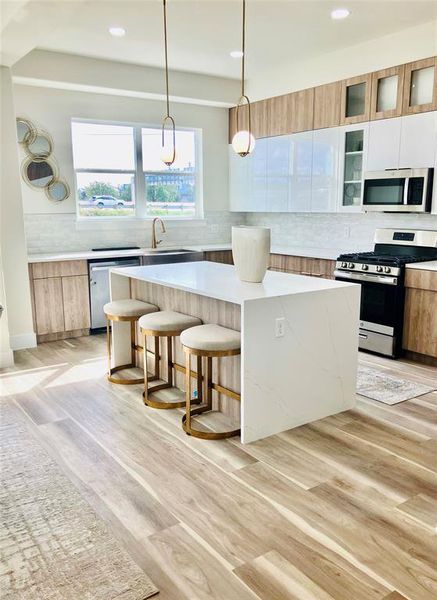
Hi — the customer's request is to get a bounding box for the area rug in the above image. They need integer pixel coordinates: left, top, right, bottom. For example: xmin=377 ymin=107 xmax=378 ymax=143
xmin=0 ymin=401 xmax=158 ymax=599
xmin=357 ymin=365 xmax=436 ymax=405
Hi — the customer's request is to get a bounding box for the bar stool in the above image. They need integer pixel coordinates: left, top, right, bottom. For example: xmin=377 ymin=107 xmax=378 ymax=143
xmin=180 ymin=324 xmax=241 ymax=440
xmin=104 ymin=299 xmax=158 ymax=385
xmin=139 ymin=310 xmax=202 ymax=409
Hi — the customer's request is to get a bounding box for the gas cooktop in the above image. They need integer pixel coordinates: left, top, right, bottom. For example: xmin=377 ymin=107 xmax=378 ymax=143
xmin=337 ymin=251 xmax=432 ymax=267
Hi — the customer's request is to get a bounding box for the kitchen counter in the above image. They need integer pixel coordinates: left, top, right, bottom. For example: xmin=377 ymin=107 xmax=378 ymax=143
xmin=28 ymin=243 xmax=355 ymax=263
xmin=110 ymin=261 xmax=360 ymax=443
xmin=406 ymin=260 xmax=437 ymax=272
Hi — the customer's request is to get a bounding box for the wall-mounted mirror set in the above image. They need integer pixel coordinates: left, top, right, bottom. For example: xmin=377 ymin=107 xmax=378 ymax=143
xmin=16 ymin=117 xmax=70 ymax=202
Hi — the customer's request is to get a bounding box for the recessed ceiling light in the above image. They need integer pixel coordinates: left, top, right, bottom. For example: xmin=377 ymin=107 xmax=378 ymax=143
xmin=109 ymin=26 xmax=126 ymax=37
xmin=331 ymin=8 xmax=350 ymax=20
xmin=230 ymin=50 xmax=244 ymax=59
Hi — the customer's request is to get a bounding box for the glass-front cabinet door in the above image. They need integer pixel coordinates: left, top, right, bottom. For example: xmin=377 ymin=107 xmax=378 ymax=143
xmin=340 ymin=73 xmax=372 ymax=125
xmin=338 ymin=123 xmax=368 ymax=212
xmin=371 ymin=65 xmax=405 ymax=119
xmin=403 ymin=57 xmax=437 ymax=114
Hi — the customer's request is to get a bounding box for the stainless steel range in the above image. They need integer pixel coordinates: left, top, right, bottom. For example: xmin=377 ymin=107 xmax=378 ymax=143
xmin=335 ymin=229 xmax=437 ymax=358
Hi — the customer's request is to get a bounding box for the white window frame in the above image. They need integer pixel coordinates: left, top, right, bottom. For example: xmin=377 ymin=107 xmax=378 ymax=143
xmin=72 ymin=118 xmax=204 ymax=223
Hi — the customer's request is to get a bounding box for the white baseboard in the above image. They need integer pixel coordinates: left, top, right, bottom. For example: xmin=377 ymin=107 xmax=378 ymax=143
xmin=10 ymin=332 xmax=37 ymax=350
xmin=0 ymin=349 xmax=14 ymax=368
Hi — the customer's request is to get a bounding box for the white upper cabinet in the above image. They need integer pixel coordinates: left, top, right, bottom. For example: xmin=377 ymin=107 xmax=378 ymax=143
xmin=399 ymin=112 xmax=437 ymax=168
xmin=250 ymin=137 xmax=268 ymax=212
xmin=366 ymin=117 xmax=402 ymax=171
xmin=266 ymin=135 xmax=291 ymax=212
xmin=229 ymin=146 xmax=251 ymax=211
xmin=288 ymin=131 xmax=313 ymax=212
xmin=311 ymin=128 xmax=340 ymax=212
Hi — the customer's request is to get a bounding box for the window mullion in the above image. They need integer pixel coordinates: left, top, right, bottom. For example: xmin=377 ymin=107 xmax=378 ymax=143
xmin=134 ymin=127 xmax=146 ymax=218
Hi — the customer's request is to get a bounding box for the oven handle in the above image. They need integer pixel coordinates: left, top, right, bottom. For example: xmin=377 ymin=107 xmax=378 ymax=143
xmin=334 ymin=270 xmax=398 ymax=285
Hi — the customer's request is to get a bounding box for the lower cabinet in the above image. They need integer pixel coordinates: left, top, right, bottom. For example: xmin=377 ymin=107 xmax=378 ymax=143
xmin=403 ymin=268 xmax=437 ymax=359
xmin=29 ymin=260 xmax=91 ymax=342
xmin=269 ymin=254 xmax=335 ymax=279
xmin=204 ymin=250 xmax=234 ymax=264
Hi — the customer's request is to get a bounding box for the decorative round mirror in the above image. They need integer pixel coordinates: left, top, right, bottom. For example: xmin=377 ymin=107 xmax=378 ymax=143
xmin=16 ymin=118 xmax=36 ymax=145
xmin=26 ymin=132 xmax=53 ymax=159
xmin=45 ymin=179 xmax=70 ymax=202
xmin=22 ymin=158 xmax=56 ymax=188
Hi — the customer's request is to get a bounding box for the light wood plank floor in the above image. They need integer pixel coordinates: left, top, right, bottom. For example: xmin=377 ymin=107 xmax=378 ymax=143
xmin=1 ymin=335 xmax=437 ymax=600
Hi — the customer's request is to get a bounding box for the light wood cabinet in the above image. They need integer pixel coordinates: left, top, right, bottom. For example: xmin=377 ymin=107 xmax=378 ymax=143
xmin=204 ymin=250 xmax=234 ymax=265
xmin=313 ymin=82 xmax=341 ymax=129
xmin=62 ymin=275 xmax=91 ymax=331
xmin=403 ymin=267 xmax=437 ymax=359
xmin=370 ymin=65 xmax=405 ymax=120
xmin=33 ymin=277 xmax=65 ymax=335
xmin=29 ymin=260 xmax=91 ymax=342
xmin=340 ymin=73 xmax=372 ymax=125
xmin=403 ymin=57 xmax=437 ymax=115
xmin=269 ymin=254 xmax=335 ymax=279
xmin=229 ymin=89 xmax=314 ymax=141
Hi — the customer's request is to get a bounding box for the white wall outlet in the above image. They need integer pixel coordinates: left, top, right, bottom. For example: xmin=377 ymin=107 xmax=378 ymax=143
xmin=342 ymin=225 xmax=350 ymax=238
xmin=275 ymin=317 xmax=285 ymax=337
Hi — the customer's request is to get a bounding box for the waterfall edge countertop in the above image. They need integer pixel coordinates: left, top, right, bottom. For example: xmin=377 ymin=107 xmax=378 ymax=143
xmin=111 ymin=261 xmax=356 ymax=305
xmin=109 ymin=261 xmax=361 ymax=444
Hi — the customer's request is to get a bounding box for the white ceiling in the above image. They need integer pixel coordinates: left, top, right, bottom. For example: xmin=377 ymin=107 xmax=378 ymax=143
xmin=2 ymin=1 xmax=437 ymax=77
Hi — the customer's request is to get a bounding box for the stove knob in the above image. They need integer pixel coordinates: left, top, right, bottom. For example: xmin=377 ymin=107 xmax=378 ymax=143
xmin=361 ymin=264 xmax=369 ymax=271
xmin=376 ymin=265 xmax=383 ymax=273
xmin=384 ymin=266 xmax=391 ymax=274
xmin=341 ymin=261 xmax=347 ymax=268
xmin=347 ymin=262 xmax=355 ymax=269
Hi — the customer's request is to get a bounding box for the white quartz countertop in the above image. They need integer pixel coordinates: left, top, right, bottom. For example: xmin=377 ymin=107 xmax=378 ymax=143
xmin=406 ymin=260 xmax=437 ymax=271
xmin=111 ymin=261 xmax=355 ymax=305
xmin=28 ymin=243 xmax=352 ymax=263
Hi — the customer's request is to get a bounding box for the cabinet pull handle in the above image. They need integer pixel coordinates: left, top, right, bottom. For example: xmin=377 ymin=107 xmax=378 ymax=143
xmin=301 ymin=271 xmax=323 ymax=277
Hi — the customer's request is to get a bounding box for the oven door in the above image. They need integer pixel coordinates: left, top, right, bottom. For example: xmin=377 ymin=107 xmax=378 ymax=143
xmin=334 ymin=270 xmax=404 ymax=357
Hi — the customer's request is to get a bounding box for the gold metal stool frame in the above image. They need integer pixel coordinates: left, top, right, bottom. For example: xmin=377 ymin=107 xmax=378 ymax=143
xmin=182 ymin=345 xmax=241 ymax=440
xmin=141 ymin=326 xmax=201 ymax=409
xmin=106 ymin=313 xmax=156 ymax=385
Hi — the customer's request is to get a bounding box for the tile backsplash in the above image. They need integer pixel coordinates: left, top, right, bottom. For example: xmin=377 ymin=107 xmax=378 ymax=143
xmin=24 ymin=209 xmax=437 ymax=255
xmin=245 ymin=212 xmax=437 ymax=252
xmin=24 ymin=210 xmax=245 ymax=254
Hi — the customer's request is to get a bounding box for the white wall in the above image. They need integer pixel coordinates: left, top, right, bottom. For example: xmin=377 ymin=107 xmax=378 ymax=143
xmin=248 ymin=20 xmax=437 ymax=100
xmin=0 ymin=67 xmax=36 ymax=351
xmin=13 ymin=83 xmax=244 ymax=253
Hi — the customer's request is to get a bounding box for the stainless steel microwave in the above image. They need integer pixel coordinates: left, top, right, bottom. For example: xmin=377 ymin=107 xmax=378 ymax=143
xmin=363 ymin=168 xmax=433 ymax=212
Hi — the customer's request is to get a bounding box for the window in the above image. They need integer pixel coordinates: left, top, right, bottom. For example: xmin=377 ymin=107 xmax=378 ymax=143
xmin=71 ymin=120 xmax=201 ymax=219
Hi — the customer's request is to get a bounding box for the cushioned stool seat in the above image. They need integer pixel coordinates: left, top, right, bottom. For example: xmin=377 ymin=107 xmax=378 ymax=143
xmin=181 ymin=324 xmax=241 ymax=440
xmin=180 ymin=324 xmax=240 ymax=353
xmin=140 ymin=311 xmax=202 ymax=409
xmin=139 ymin=310 xmax=201 ymax=334
xmin=104 ymin=299 xmax=158 ymax=319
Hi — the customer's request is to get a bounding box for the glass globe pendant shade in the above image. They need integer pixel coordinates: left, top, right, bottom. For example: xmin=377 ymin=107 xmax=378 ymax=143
xmin=160 ymin=143 xmax=176 ymax=167
xmin=232 ymin=130 xmax=255 ymax=157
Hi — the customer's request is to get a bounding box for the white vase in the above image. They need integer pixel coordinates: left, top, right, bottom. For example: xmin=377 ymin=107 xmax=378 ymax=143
xmin=232 ymin=226 xmax=271 ymax=283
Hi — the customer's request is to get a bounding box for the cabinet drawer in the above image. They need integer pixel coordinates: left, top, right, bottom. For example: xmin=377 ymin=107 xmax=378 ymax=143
xmin=62 ymin=275 xmax=91 ymax=331
xmin=33 ymin=277 xmax=65 ymax=335
xmin=31 ymin=260 xmax=88 ymax=279
xmin=405 ymin=268 xmax=437 ymax=292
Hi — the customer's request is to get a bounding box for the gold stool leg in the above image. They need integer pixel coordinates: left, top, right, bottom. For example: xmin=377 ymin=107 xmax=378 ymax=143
xmin=185 ymin=351 xmax=192 ymax=433
xmin=182 ymin=352 xmax=241 ymax=440
xmin=107 ymin=316 xmax=144 ymax=385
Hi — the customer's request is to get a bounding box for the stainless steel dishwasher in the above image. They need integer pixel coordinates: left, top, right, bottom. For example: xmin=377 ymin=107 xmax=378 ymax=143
xmin=88 ymin=257 xmax=141 ymax=330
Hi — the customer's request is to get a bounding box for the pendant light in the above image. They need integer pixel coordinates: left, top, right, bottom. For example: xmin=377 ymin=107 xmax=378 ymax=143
xmin=232 ymin=0 xmax=255 ymax=157
xmin=161 ymin=0 xmax=176 ymax=166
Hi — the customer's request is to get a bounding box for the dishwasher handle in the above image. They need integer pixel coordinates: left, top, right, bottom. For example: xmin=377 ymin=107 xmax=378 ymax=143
xmin=89 ymin=265 xmax=116 ymax=272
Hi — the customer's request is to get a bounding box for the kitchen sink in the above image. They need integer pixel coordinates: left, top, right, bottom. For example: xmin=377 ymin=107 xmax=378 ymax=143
xmin=143 ymin=248 xmax=194 ymax=255
xmin=141 ymin=248 xmax=204 ymax=265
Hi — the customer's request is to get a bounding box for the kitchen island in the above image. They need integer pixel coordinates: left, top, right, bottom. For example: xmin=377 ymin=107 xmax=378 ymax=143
xmin=110 ymin=261 xmax=360 ymax=443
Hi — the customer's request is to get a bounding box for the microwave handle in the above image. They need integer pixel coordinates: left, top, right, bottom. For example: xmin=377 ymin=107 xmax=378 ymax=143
xmin=403 ymin=177 xmax=409 ymax=205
